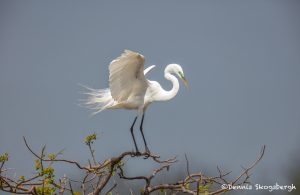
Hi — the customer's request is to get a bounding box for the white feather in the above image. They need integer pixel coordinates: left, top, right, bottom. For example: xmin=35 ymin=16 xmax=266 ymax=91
xmin=80 ymin=85 xmax=115 ymax=115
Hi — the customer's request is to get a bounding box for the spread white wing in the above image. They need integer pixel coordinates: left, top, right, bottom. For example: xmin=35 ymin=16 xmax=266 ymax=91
xmin=109 ymin=50 xmax=148 ymax=102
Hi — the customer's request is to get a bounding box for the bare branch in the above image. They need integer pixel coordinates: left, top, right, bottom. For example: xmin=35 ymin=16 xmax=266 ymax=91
xmin=1 ymin=138 xmax=266 ymax=195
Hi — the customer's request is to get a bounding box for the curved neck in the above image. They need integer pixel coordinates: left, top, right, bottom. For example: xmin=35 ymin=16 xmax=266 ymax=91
xmin=158 ymin=72 xmax=180 ymax=101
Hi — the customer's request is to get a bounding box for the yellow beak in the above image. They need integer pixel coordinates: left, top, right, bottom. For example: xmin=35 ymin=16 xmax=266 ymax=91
xmin=181 ymin=76 xmax=189 ymax=90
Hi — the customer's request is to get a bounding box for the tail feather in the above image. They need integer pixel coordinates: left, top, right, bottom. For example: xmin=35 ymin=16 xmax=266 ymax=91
xmin=80 ymin=84 xmax=115 ymax=115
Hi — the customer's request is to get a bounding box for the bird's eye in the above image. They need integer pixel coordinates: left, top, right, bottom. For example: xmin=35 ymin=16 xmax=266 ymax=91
xmin=178 ymin=71 xmax=184 ymax=78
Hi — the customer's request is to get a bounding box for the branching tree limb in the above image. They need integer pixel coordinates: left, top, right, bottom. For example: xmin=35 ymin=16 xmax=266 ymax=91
xmin=0 ymin=135 xmax=265 ymax=195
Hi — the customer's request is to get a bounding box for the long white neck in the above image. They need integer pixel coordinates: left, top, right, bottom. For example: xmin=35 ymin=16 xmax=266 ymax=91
xmin=157 ymin=70 xmax=180 ymax=101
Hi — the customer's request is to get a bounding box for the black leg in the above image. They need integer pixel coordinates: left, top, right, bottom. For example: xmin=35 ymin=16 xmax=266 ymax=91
xmin=130 ymin=116 xmax=140 ymax=155
xmin=140 ymin=114 xmax=150 ymax=157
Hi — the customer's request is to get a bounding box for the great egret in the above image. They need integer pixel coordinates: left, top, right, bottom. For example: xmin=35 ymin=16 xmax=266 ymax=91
xmin=84 ymin=50 xmax=188 ymax=155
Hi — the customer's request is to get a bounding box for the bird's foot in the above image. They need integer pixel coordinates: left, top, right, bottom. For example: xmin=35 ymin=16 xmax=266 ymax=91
xmin=143 ymin=147 xmax=151 ymax=159
xmin=131 ymin=150 xmax=141 ymax=157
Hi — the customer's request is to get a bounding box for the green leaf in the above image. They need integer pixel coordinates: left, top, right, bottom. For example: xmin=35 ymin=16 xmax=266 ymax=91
xmin=19 ymin=175 xmax=26 ymax=181
xmin=47 ymin=154 xmax=56 ymax=160
xmin=40 ymin=167 xmax=55 ymax=178
xmin=0 ymin=153 xmax=9 ymax=162
xmin=185 ymin=183 xmax=190 ymax=189
xmin=35 ymin=159 xmax=42 ymax=170
xmin=198 ymin=183 xmax=211 ymax=194
xmin=85 ymin=133 xmax=97 ymax=145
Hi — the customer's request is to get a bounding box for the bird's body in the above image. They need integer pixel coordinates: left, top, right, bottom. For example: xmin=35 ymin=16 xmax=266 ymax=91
xmin=84 ymin=50 xmax=188 ymax=154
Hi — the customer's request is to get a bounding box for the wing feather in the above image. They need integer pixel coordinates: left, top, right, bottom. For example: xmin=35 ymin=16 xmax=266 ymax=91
xmin=109 ymin=50 xmax=148 ymax=102
xmin=144 ymin=65 xmax=156 ymax=75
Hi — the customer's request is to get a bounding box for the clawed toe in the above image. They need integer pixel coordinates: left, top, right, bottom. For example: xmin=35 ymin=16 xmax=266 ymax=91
xmin=130 ymin=151 xmax=141 ymax=157
xmin=131 ymin=150 xmax=141 ymax=157
xmin=143 ymin=148 xmax=151 ymax=159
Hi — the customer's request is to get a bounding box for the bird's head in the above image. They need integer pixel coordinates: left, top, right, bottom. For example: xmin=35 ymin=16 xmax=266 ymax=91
xmin=166 ymin=64 xmax=189 ymax=89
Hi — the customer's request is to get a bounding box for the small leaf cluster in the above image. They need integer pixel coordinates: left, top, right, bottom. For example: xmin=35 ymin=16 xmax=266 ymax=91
xmin=18 ymin=175 xmax=26 ymax=182
xmin=47 ymin=154 xmax=57 ymax=160
xmin=35 ymin=159 xmax=42 ymax=170
xmin=34 ymin=158 xmax=57 ymax=194
xmin=40 ymin=167 xmax=55 ymax=178
xmin=85 ymin=133 xmax=97 ymax=145
xmin=198 ymin=181 xmax=213 ymax=194
xmin=0 ymin=153 xmax=9 ymax=162
xmin=36 ymin=185 xmax=56 ymax=195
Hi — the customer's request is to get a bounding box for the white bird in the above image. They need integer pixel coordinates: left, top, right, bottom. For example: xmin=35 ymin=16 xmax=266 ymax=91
xmin=84 ymin=50 xmax=189 ymax=155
